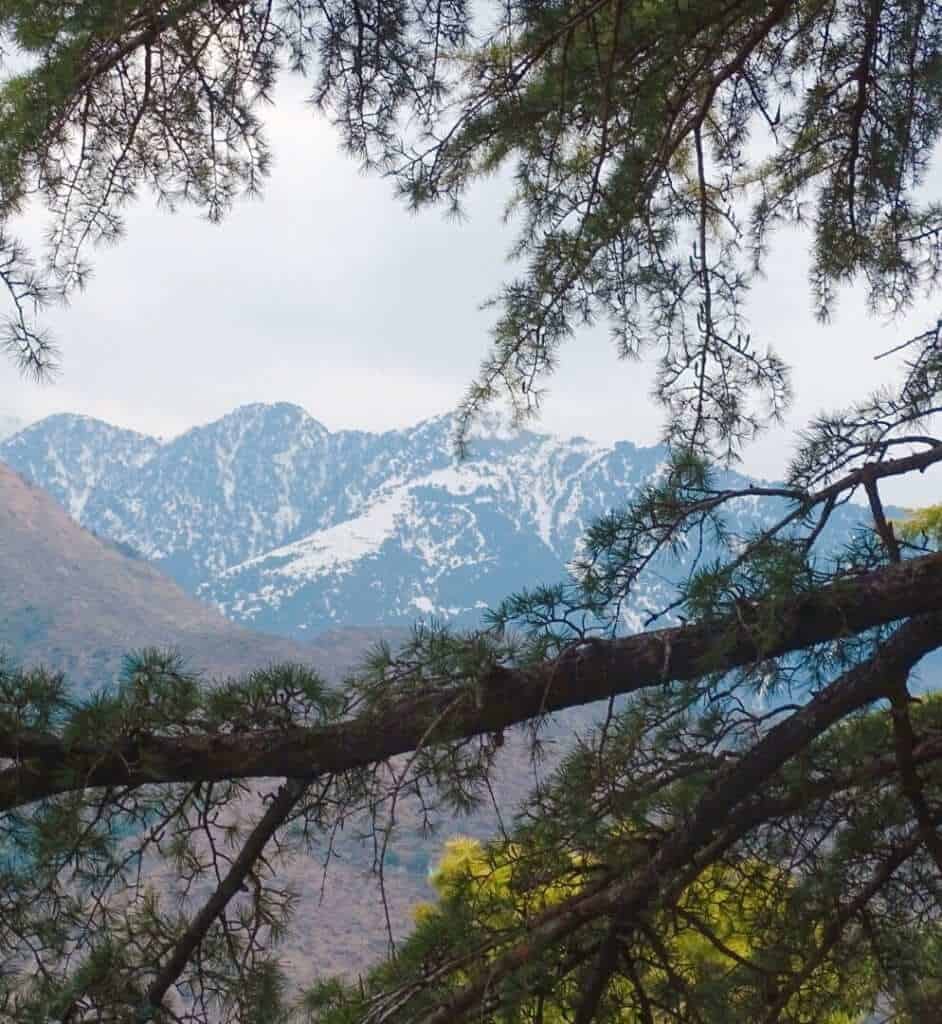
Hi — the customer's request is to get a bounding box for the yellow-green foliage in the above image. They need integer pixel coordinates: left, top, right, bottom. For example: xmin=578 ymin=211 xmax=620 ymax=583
xmin=421 ymin=836 xmax=581 ymax=914
xmin=893 ymin=504 xmax=942 ymax=546
xmin=418 ymin=837 xmax=873 ymax=1023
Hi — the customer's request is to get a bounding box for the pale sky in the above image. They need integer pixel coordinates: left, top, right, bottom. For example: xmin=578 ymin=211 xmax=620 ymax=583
xmin=2 ymin=77 xmax=939 ymax=506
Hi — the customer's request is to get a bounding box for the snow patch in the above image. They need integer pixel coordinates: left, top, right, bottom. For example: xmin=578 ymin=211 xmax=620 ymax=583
xmin=229 ymin=486 xmax=409 ymax=579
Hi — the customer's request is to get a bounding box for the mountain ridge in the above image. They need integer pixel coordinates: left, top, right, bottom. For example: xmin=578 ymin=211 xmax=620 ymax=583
xmin=0 ymin=403 xmax=869 ymax=641
xmin=0 ymin=405 xmax=928 ymax=987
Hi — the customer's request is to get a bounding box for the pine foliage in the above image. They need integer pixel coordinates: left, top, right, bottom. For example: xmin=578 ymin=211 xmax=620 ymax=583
xmin=0 ymin=1 xmax=940 ymax=1022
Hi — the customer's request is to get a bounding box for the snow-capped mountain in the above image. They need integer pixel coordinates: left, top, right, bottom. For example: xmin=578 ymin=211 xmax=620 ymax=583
xmin=3 ymin=413 xmax=158 ymax=520
xmin=0 ymin=403 xmax=869 ymax=639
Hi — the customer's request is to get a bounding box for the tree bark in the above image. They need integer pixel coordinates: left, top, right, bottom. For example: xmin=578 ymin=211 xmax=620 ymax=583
xmin=2 ymin=552 xmax=941 ymax=811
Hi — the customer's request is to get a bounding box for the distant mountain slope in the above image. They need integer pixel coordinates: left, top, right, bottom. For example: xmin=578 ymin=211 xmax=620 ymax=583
xmin=1 ymin=403 xmax=871 ymax=641
xmin=0 ymin=461 xmax=387 ymax=689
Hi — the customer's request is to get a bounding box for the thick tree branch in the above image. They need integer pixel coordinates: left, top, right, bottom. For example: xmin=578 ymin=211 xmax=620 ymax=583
xmin=2 ymin=553 xmax=942 ymax=812
xmin=573 ymin=917 xmax=622 ymax=1024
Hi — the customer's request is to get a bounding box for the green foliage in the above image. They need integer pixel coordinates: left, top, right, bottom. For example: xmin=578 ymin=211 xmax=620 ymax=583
xmin=0 ymin=0 xmax=939 ymax=458
xmin=895 ymin=504 xmax=942 ymax=548
xmin=303 ymin=697 xmax=942 ymax=1023
xmin=0 ymin=2 xmax=940 ymax=1021
xmin=0 ymin=654 xmax=69 ymax=733
xmin=0 ymin=651 xmax=346 ymax=1021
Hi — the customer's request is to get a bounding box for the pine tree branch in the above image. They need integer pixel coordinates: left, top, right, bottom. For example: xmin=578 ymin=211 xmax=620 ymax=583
xmin=863 ymin=469 xmax=901 ymax=562
xmin=134 ymin=775 xmax=308 ymax=1022
xmin=1 ymin=553 xmax=941 ymax=812
xmin=415 ymin=611 xmax=942 ymax=1024
xmin=889 ymin=681 xmax=942 ymax=874
xmin=760 ymin=827 xmax=926 ymax=1024
xmin=73 ymin=0 xmax=224 ymax=91
xmin=572 ymin=917 xmax=622 ymax=1024
xmin=364 ymin=737 xmax=942 ymax=1024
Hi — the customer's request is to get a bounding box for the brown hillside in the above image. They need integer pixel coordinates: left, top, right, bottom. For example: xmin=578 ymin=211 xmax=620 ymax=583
xmin=0 ymin=460 xmax=385 ymax=688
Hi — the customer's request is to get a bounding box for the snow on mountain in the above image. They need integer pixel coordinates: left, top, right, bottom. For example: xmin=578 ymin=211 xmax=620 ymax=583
xmin=204 ymin=460 xmax=566 ymax=632
xmin=0 ymin=402 xmax=870 ymax=639
xmin=1 ymin=413 xmax=158 ymax=520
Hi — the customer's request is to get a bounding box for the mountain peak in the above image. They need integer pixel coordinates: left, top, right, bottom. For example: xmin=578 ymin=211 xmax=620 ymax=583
xmin=465 ymin=407 xmax=533 ymax=442
xmin=218 ymin=401 xmax=329 ymax=434
xmin=0 ymin=414 xmax=159 ymax=519
xmin=10 ymin=411 xmax=156 ymax=441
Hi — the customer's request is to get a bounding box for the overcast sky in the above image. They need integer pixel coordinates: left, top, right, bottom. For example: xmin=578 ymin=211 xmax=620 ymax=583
xmin=2 ymin=77 xmax=939 ymax=506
